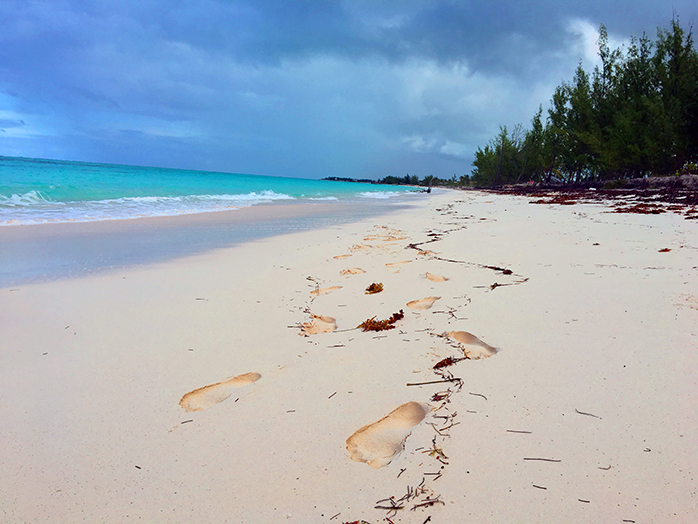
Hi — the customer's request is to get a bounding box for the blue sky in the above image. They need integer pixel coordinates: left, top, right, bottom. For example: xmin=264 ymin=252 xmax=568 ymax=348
xmin=0 ymin=1 xmax=695 ymax=179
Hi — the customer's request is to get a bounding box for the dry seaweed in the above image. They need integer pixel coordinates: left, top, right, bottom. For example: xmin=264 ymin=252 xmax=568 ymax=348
xmin=357 ymin=310 xmax=404 ymax=332
xmin=365 ymin=282 xmax=384 ymax=294
xmin=613 ymin=203 xmax=666 ymax=214
xmin=433 ymin=356 xmax=466 ymax=369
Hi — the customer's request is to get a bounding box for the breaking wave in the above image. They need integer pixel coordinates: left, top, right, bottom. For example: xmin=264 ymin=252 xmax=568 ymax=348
xmin=0 ymin=190 xmax=295 ymax=225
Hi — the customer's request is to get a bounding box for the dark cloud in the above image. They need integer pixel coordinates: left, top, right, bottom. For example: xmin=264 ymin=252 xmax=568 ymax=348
xmin=0 ymin=0 xmax=695 ymax=178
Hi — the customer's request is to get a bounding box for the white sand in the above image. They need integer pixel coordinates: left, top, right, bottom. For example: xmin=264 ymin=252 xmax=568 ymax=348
xmin=1 ymin=191 xmax=697 ymax=523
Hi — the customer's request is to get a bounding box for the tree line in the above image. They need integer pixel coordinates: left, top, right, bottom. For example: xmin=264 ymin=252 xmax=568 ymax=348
xmin=471 ymin=18 xmax=698 ymax=187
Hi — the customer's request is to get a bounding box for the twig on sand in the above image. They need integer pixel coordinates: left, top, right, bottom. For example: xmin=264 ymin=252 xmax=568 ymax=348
xmin=524 ymin=457 xmax=561 ymax=463
xmin=407 ymin=378 xmax=462 ymax=387
xmin=474 ymin=278 xmax=530 ymax=290
xmin=506 ymin=429 xmax=532 ymax=434
xmin=411 ymin=496 xmax=444 ymax=511
xmin=334 ymin=327 xmax=360 ymax=333
xmin=575 ymin=408 xmax=602 ymax=419
xmin=422 ymin=437 xmax=449 ymax=461
xmin=329 ymin=512 xmax=340 ymax=520
xmin=532 ymin=484 xmax=547 ymax=490
xmin=469 ymin=392 xmax=487 ymax=401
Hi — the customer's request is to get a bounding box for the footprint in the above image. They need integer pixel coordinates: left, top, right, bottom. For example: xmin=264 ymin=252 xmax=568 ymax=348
xmin=179 ymin=372 xmax=261 ymax=412
xmin=310 ymin=286 xmax=342 ymax=297
xmin=406 ymin=296 xmax=440 ymax=310
xmin=346 ymin=401 xmax=429 ymax=468
xmin=425 ymin=272 xmax=448 ymax=282
xmin=386 ymin=261 xmax=411 ymax=268
xmin=448 ymin=331 xmax=498 ymax=359
xmin=340 ymin=267 xmax=365 ymax=276
xmin=301 ymin=314 xmax=337 ymax=334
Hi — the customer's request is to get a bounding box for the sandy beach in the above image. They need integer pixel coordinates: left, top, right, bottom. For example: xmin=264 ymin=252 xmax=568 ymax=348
xmin=1 ymin=190 xmax=697 ymax=523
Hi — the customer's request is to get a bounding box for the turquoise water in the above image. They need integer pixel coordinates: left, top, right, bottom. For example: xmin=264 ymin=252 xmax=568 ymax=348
xmin=0 ymin=156 xmax=413 ymax=225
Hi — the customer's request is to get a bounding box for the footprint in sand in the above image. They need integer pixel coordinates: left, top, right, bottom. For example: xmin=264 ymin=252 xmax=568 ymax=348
xmin=340 ymin=267 xmax=365 ymax=276
xmin=406 ymin=296 xmax=440 ymax=310
xmin=301 ymin=314 xmax=337 ymax=334
xmin=382 ymin=235 xmax=407 ymax=242
xmin=180 ymin=372 xmax=261 ymax=412
xmin=386 ymin=261 xmax=411 ymax=268
xmin=448 ymin=331 xmax=498 ymax=359
xmin=425 ymin=272 xmax=448 ymax=282
xmin=346 ymin=401 xmax=429 ymax=468
xmin=310 ymin=286 xmax=342 ymax=297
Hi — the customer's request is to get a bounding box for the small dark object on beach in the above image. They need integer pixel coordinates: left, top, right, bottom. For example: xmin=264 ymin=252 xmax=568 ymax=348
xmin=659 ymin=248 xmax=671 ymax=252
xmin=365 ymin=282 xmax=384 ymax=294
xmin=433 ymin=356 xmax=465 ymax=369
xmin=358 ymin=310 xmax=404 ymax=331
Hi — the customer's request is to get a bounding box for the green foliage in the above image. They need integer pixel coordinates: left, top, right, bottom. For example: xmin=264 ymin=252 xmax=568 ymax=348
xmin=471 ymin=17 xmax=698 ymax=186
xmin=376 ymin=173 xmax=471 ymax=188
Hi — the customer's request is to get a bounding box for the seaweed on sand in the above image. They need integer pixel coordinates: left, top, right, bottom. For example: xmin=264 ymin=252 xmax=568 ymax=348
xmin=365 ymin=282 xmax=384 ymax=294
xmin=357 ymin=310 xmax=404 ymax=332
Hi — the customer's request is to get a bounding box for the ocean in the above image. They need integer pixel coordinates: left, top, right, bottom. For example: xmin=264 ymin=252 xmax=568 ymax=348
xmin=0 ymin=156 xmax=427 ymax=286
xmin=0 ymin=156 xmax=414 ymax=226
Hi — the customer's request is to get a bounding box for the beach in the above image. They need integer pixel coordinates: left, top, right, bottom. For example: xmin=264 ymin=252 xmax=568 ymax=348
xmin=1 ymin=189 xmax=697 ymax=523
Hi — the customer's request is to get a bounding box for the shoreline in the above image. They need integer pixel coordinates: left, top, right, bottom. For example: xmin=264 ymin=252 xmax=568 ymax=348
xmin=0 ymin=198 xmax=417 ymax=287
xmin=1 ymin=190 xmax=696 ymax=523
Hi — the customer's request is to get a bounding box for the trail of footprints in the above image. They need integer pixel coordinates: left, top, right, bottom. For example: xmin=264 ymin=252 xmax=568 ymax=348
xmin=300 ymin=223 xmax=501 ymax=520
xmin=178 ymin=220 xmax=503 ymax=521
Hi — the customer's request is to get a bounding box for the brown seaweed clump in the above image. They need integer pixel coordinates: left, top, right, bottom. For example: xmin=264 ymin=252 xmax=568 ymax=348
xmin=433 ymin=356 xmax=465 ymax=369
xmin=357 ymin=310 xmax=404 ymax=332
xmin=365 ymin=282 xmax=384 ymax=294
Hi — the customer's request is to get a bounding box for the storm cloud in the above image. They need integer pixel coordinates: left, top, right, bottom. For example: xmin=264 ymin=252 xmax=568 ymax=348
xmin=0 ymin=0 xmax=695 ymax=178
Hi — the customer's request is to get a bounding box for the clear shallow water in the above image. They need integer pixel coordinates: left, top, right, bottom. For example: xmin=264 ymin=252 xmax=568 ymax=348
xmin=0 ymin=156 xmax=429 ymax=286
xmin=0 ymin=156 xmax=414 ymax=225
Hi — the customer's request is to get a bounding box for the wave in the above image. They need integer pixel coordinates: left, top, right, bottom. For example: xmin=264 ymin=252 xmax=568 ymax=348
xmin=0 ymin=190 xmax=296 ymax=225
xmin=0 ymin=190 xmax=61 ymax=207
xmin=359 ymin=191 xmax=404 ymax=199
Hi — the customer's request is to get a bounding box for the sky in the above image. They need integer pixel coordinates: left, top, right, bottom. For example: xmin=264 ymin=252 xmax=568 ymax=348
xmin=0 ymin=1 xmax=696 ymax=180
